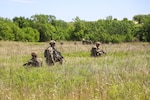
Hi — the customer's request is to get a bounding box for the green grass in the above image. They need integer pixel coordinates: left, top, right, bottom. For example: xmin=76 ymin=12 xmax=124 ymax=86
xmin=64 ymin=51 xmax=90 ymax=57
xmin=0 ymin=41 xmax=150 ymax=100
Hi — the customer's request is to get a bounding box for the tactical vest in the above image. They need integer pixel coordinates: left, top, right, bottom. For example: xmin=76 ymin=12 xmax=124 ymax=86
xmin=44 ymin=47 xmax=63 ymax=62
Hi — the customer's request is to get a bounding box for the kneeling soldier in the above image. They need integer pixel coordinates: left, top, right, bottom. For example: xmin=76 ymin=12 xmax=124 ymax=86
xmin=44 ymin=40 xmax=64 ymax=66
xmin=23 ymin=51 xmax=43 ymax=67
xmin=91 ymin=42 xmax=106 ymax=57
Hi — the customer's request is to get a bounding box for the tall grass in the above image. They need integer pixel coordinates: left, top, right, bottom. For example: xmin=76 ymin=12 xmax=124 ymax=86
xmin=0 ymin=41 xmax=150 ymax=100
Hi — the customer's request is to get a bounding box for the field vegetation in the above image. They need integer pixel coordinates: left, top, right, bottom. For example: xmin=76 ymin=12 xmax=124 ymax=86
xmin=0 ymin=41 xmax=150 ymax=100
xmin=1 ymin=14 xmax=150 ymax=43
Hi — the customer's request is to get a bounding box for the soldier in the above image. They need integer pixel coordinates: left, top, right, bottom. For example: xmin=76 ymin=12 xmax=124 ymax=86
xmin=44 ymin=40 xmax=64 ymax=66
xmin=91 ymin=42 xmax=106 ymax=57
xmin=82 ymin=38 xmax=86 ymax=45
xmin=23 ymin=51 xmax=43 ymax=67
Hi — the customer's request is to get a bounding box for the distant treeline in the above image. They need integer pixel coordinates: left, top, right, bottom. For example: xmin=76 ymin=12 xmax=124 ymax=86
xmin=0 ymin=14 xmax=150 ymax=43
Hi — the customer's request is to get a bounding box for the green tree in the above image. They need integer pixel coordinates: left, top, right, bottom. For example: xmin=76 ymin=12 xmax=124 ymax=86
xmin=13 ymin=16 xmax=30 ymax=28
xmin=133 ymin=14 xmax=146 ymax=24
xmin=11 ymin=23 xmax=24 ymax=41
xmin=30 ymin=14 xmax=56 ymax=41
xmin=136 ymin=15 xmax=150 ymax=42
xmin=22 ymin=27 xmax=39 ymax=42
xmin=31 ymin=14 xmax=56 ymax=24
xmin=34 ymin=23 xmax=55 ymax=42
xmin=52 ymin=20 xmax=69 ymax=40
xmin=70 ymin=17 xmax=85 ymax=40
xmin=0 ymin=19 xmax=14 ymax=40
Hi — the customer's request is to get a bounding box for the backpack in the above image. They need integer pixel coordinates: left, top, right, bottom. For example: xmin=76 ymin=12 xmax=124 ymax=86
xmin=91 ymin=47 xmax=97 ymax=57
xmin=53 ymin=48 xmax=64 ymax=62
xmin=44 ymin=48 xmax=49 ymax=58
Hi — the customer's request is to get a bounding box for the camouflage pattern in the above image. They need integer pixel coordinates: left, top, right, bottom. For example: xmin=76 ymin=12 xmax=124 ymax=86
xmin=44 ymin=46 xmax=64 ymax=66
xmin=91 ymin=42 xmax=106 ymax=57
xmin=53 ymin=48 xmax=64 ymax=64
xmin=23 ymin=52 xmax=43 ymax=67
xmin=82 ymin=39 xmax=93 ymax=45
xmin=31 ymin=52 xmax=37 ymax=56
xmin=95 ymin=42 xmax=101 ymax=45
xmin=44 ymin=46 xmax=55 ymax=66
xmin=49 ymin=40 xmax=56 ymax=45
xmin=44 ymin=40 xmax=64 ymax=66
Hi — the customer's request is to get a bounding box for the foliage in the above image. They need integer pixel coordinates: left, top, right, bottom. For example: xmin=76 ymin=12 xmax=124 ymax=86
xmin=22 ymin=27 xmax=40 ymax=42
xmin=133 ymin=14 xmax=146 ymax=24
xmin=0 ymin=14 xmax=150 ymax=42
xmin=135 ymin=14 xmax=150 ymax=42
xmin=0 ymin=20 xmax=13 ymax=40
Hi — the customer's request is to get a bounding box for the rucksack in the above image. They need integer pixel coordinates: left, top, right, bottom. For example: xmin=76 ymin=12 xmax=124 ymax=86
xmin=53 ymin=48 xmax=64 ymax=62
xmin=44 ymin=48 xmax=49 ymax=58
xmin=91 ymin=47 xmax=97 ymax=57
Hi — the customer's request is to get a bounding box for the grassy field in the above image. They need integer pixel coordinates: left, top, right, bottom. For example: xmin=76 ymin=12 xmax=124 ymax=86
xmin=0 ymin=41 xmax=150 ymax=100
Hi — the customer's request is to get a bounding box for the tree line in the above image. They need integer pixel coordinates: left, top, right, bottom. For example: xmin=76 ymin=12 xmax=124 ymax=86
xmin=0 ymin=14 xmax=150 ymax=43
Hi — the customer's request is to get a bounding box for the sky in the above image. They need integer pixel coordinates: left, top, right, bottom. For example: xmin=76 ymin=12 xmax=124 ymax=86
xmin=0 ymin=0 xmax=150 ymax=22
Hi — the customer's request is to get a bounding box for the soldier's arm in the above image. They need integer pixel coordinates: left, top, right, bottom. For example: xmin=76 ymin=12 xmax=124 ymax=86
xmin=37 ymin=58 xmax=43 ymax=67
xmin=51 ymin=53 xmax=55 ymax=64
xmin=23 ymin=62 xmax=31 ymax=66
xmin=23 ymin=63 xmax=28 ymax=66
xmin=49 ymin=48 xmax=55 ymax=65
xmin=23 ymin=60 xmax=32 ymax=66
xmin=97 ymin=49 xmax=106 ymax=53
xmin=96 ymin=48 xmax=103 ymax=52
xmin=44 ymin=50 xmax=47 ymax=57
xmin=57 ymin=51 xmax=64 ymax=59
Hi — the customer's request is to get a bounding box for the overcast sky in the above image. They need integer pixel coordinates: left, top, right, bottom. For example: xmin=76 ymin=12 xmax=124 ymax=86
xmin=0 ymin=0 xmax=150 ymax=21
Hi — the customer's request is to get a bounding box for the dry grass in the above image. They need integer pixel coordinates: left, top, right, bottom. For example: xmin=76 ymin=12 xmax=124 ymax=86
xmin=0 ymin=41 xmax=150 ymax=100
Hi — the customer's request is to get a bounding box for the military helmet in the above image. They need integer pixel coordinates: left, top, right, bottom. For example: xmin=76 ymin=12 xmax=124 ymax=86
xmin=31 ymin=51 xmax=37 ymax=56
xmin=49 ymin=40 xmax=56 ymax=44
xmin=96 ymin=42 xmax=101 ymax=45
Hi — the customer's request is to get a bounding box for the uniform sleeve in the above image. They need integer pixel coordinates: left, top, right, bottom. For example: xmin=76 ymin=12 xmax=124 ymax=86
xmin=48 ymin=47 xmax=55 ymax=61
xmin=37 ymin=58 xmax=43 ymax=67
xmin=23 ymin=59 xmax=32 ymax=66
xmin=48 ymin=47 xmax=53 ymax=54
xmin=44 ymin=47 xmax=53 ymax=57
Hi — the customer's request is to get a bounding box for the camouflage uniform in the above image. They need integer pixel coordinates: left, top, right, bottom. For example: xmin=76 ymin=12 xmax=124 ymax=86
xmin=44 ymin=46 xmax=55 ymax=66
xmin=44 ymin=40 xmax=56 ymax=66
xmin=91 ymin=42 xmax=106 ymax=57
xmin=44 ymin=40 xmax=64 ymax=66
xmin=23 ymin=52 xmax=43 ymax=67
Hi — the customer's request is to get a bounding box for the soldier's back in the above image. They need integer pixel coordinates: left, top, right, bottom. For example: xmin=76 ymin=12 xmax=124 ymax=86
xmin=29 ymin=57 xmax=43 ymax=67
xmin=91 ymin=46 xmax=97 ymax=57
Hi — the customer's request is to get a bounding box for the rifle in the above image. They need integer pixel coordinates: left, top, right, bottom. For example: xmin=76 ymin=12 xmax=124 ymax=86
xmin=101 ymin=50 xmax=106 ymax=55
xmin=23 ymin=62 xmax=30 ymax=66
xmin=23 ymin=60 xmax=32 ymax=66
xmin=97 ymin=50 xmax=106 ymax=56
